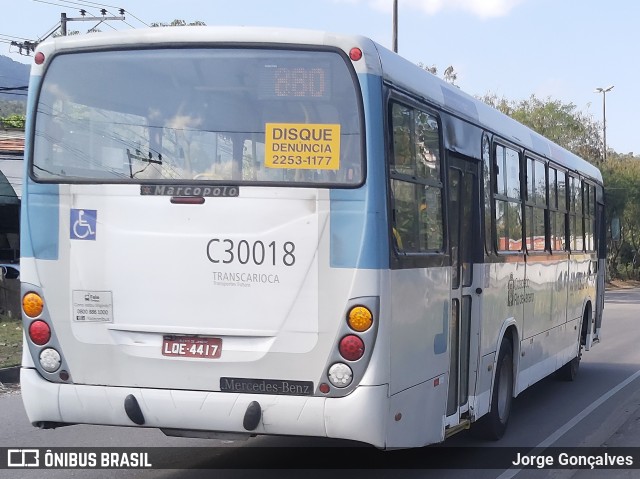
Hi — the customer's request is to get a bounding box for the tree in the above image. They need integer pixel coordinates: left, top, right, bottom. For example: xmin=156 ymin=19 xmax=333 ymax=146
xmin=479 ymin=93 xmax=602 ymax=165
xmin=600 ymin=152 xmax=640 ymax=279
xmin=150 ymin=20 xmax=206 ymax=27
xmin=417 ymin=62 xmax=458 ymax=86
xmin=478 ymin=92 xmax=640 ymax=280
xmin=0 ymin=114 xmax=25 ymax=129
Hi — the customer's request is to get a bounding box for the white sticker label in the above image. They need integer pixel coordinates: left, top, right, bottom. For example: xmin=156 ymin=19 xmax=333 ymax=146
xmin=72 ymin=290 xmax=114 ymax=323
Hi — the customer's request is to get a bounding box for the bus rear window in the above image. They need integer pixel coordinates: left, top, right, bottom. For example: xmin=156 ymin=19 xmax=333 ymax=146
xmin=32 ymin=48 xmax=363 ymax=186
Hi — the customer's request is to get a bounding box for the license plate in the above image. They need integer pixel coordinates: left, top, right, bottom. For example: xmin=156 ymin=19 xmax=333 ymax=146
xmin=162 ymin=336 xmax=222 ymax=359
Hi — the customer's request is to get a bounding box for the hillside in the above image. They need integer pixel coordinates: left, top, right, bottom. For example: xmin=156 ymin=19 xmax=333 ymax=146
xmin=0 ymin=55 xmax=29 ymax=113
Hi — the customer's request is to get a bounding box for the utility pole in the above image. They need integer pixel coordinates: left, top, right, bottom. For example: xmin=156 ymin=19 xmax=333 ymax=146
xmin=9 ymin=8 xmax=126 ymax=57
xmin=59 ymin=9 xmax=126 ymax=36
xmin=61 ymin=12 xmax=67 ymax=36
xmin=594 ymin=85 xmax=614 ymax=161
xmin=392 ymin=0 xmax=398 ymax=53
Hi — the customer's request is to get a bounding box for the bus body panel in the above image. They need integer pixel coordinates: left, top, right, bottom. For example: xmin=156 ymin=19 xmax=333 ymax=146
xmin=388 ymin=267 xmax=450 ymax=396
xmin=21 ymin=368 xmax=390 ymax=448
xmin=480 ymin=261 xmax=525 ymax=355
xmin=22 ymin=185 xmax=394 ymax=391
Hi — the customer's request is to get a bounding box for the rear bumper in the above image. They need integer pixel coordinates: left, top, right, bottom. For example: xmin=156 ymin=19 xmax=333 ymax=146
xmin=20 ymin=368 xmax=389 ymax=448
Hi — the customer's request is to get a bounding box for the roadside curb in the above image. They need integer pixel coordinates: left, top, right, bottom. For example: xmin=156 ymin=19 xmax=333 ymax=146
xmin=0 ymin=366 xmax=19 ymax=384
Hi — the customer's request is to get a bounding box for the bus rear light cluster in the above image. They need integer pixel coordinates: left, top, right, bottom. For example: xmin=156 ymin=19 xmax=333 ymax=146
xmin=23 ymin=290 xmax=66 ymax=376
xmin=326 ymin=304 xmax=375 ymax=390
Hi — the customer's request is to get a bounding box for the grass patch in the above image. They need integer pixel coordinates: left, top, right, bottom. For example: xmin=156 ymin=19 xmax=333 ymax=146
xmin=0 ymin=316 xmax=22 ymax=368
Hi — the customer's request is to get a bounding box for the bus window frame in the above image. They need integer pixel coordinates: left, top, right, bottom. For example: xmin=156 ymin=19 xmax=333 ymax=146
xmin=583 ymin=180 xmax=597 ymax=252
xmin=28 ymin=44 xmax=368 ymax=190
xmin=491 ymin=137 xmax=524 ymax=256
xmin=385 ymin=89 xmax=449 ymax=270
xmin=523 ymin=152 xmax=549 ymax=254
xmin=547 ymin=163 xmax=570 ymax=254
xmin=567 ymin=174 xmax=586 ymax=253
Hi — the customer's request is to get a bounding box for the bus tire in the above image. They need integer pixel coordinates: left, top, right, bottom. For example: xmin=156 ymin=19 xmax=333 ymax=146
xmin=473 ymin=337 xmax=513 ymax=440
xmin=557 ymin=308 xmax=588 ymax=382
xmin=556 ymin=346 xmax=581 ymax=382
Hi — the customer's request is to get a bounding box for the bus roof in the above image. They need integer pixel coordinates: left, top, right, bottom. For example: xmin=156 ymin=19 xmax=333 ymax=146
xmin=372 ymin=44 xmax=602 ymax=183
xmin=32 ymin=26 xmax=382 ymax=76
xmin=32 ymin=26 xmax=602 ymax=183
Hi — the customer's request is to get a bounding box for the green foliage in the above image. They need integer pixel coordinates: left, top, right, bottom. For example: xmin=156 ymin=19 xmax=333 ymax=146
xmin=0 ymin=114 xmax=25 ymax=129
xmin=600 ymin=153 xmax=640 ymax=278
xmin=479 ymin=93 xmax=602 ymax=165
xmin=53 ymin=31 xmax=81 ymax=37
xmin=417 ymin=62 xmax=458 ymax=85
xmin=150 ymin=19 xmax=206 ymax=27
xmin=0 ymin=318 xmax=22 ymax=368
xmin=478 ymin=91 xmax=640 ymax=280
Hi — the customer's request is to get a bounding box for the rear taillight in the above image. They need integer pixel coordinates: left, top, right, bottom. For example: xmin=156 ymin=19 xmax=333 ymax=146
xmin=23 ymin=292 xmax=44 ymax=318
xmin=328 ymin=363 xmax=353 ymax=388
xmin=29 ymin=320 xmax=51 ymax=345
xmin=339 ymin=335 xmax=365 ymax=361
xmin=347 ymin=306 xmax=373 ymax=332
xmin=39 ymin=348 xmax=61 ymax=372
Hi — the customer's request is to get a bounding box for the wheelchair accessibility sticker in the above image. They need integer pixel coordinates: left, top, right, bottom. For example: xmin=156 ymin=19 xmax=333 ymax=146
xmin=70 ymin=209 xmax=97 ymax=240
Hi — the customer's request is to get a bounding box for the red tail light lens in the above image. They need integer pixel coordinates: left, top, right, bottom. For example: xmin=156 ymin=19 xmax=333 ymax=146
xmin=29 ymin=320 xmax=51 ymax=345
xmin=349 ymin=47 xmax=363 ymax=61
xmin=339 ymin=335 xmax=365 ymax=361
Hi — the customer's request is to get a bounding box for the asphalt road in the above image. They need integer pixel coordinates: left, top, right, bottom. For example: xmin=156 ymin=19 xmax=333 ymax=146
xmin=1 ymin=288 xmax=639 ymax=479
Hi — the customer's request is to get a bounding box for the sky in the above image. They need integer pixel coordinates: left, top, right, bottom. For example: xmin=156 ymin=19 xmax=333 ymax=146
xmin=0 ymin=0 xmax=636 ymax=154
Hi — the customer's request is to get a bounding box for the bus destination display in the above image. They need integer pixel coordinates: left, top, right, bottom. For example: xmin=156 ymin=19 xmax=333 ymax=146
xmin=260 ymin=64 xmax=330 ymax=99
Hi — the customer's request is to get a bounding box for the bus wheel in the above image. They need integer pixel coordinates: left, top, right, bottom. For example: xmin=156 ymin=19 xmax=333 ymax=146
xmin=557 ymin=310 xmax=587 ymax=382
xmin=472 ymin=337 xmax=513 ymax=440
xmin=556 ymin=346 xmax=581 ymax=382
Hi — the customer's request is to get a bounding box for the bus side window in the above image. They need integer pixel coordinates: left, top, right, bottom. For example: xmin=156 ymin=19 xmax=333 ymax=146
xmin=389 ymin=100 xmax=444 ymax=256
xmin=494 ymin=144 xmax=523 ymax=252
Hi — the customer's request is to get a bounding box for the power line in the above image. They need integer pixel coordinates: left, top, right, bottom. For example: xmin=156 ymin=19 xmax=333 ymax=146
xmin=104 ymin=8 xmax=135 ymax=29
xmin=72 ymin=0 xmax=122 ymax=8
xmin=34 ymin=0 xmax=149 ymax=28
xmin=33 ymin=0 xmax=119 ymax=32
xmin=38 ymin=0 xmax=119 ymax=23
xmin=119 ymin=9 xmax=149 ymax=27
xmin=4 ymin=0 xmax=149 ymax=57
xmin=0 ymin=87 xmax=28 ymax=92
xmin=37 ymin=20 xmax=66 ymax=40
xmin=68 ymin=0 xmax=149 ymax=25
xmin=0 ymin=33 xmax=32 ymax=41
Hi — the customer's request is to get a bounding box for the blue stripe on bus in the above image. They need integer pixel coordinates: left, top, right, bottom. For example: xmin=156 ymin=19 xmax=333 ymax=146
xmin=21 ymin=179 xmax=60 ymax=260
xmin=21 ymin=74 xmax=60 ymax=261
xmin=330 ymin=74 xmax=389 ymax=270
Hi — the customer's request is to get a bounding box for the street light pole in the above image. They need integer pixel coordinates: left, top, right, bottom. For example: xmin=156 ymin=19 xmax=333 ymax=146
xmin=594 ymin=85 xmax=614 ymax=161
xmin=392 ymin=0 xmax=398 ymax=53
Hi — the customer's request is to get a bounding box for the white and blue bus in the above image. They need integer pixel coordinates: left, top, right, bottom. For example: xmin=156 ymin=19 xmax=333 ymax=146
xmin=20 ymin=27 xmax=605 ymax=449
